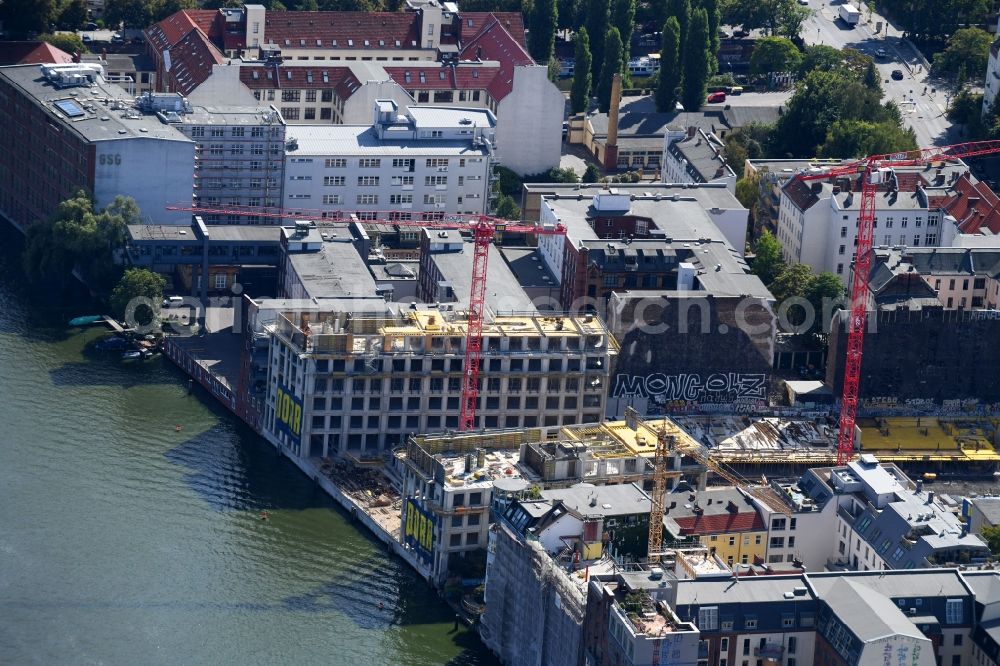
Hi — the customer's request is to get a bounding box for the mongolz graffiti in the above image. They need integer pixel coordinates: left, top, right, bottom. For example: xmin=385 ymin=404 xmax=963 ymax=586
xmin=612 ymin=372 xmax=768 ymax=405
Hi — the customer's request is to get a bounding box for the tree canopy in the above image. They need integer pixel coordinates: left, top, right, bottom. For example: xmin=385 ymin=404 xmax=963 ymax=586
xmin=681 ymin=7 xmax=710 ymax=111
xmin=596 ymin=27 xmax=624 ymax=113
xmin=819 ymin=119 xmax=917 ymax=158
xmin=878 ymin=0 xmax=988 ymax=42
xmin=110 ymin=268 xmax=166 ymax=326
xmin=749 ymin=36 xmax=801 ymax=81
xmin=584 ymin=0 xmax=611 ymax=81
xmin=933 ymin=27 xmax=992 ymax=83
xmin=612 ymin=0 xmax=636 ymax=66
xmin=39 ymin=32 xmax=89 ymax=55
xmin=23 ymin=191 xmax=138 ymax=292
xmin=655 ymin=17 xmax=682 ymax=112
xmin=722 ymin=0 xmax=810 ymax=38
xmin=751 ymin=230 xmax=785 ymax=286
xmin=0 ymin=0 xmax=56 ymax=36
xmin=571 ymin=28 xmax=593 ymax=114
xmin=528 ymin=0 xmax=558 ymax=63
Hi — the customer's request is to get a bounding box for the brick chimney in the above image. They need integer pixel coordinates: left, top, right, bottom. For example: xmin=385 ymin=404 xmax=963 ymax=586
xmin=603 ymin=73 xmax=622 ymax=172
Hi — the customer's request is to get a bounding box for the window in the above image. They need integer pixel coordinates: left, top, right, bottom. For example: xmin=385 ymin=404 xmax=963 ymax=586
xmin=945 ymin=599 xmax=963 ymax=625
xmin=426 ymin=158 xmax=448 ymax=168
xmin=281 ymin=90 xmax=301 ymax=102
xmin=839 ymin=244 xmax=846 ymax=255
xmin=743 ymin=639 xmax=750 ymax=656
xmin=322 ymin=194 xmax=343 ymax=205
xmin=698 ymin=606 xmax=719 ymax=631
xmin=744 ymin=617 xmax=757 ymax=630
xmin=840 ymin=226 xmax=847 ymax=237
xmin=425 ymin=176 xmax=448 ymax=186
xmin=359 ymin=158 xmax=381 ymax=168
xmin=392 ymin=158 xmax=414 ymax=169
xmin=358 ymin=176 xmax=380 ymax=186
xmin=357 ymin=194 xmax=378 ymax=205
xmin=325 ymin=158 xmax=347 ymax=168
xmin=787 ymin=637 xmax=797 ymax=654
xmin=324 ymin=176 xmax=345 ymax=186
xmin=214 ymin=273 xmax=228 ymax=289
xmin=281 ymin=107 xmax=300 ymax=120
xmin=954 ymin=634 xmax=963 ymax=646
xmin=836 ymin=264 xmax=844 ymax=274
xmin=304 ymin=108 xmax=316 ymax=120
xmin=390 ymin=194 xmax=412 ymax=204
xmin=305 ymin=90 xmax=317 ymax=103
xmin=191 ymin=126 xmax=205 ymax=138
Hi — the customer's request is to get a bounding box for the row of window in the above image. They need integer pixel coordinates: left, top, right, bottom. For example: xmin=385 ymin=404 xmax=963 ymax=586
xmin=304 ymin=411 xmax=602 ymax=434
xmin=698 ymin=606 xmax=811 ymax=634
xmin=189 ymin=126 xmax=280 ymax=139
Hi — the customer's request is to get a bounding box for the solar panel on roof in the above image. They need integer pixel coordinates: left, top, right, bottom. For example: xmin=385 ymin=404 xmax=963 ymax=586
xmin=54 ymin=99 xmax=84 ymax=118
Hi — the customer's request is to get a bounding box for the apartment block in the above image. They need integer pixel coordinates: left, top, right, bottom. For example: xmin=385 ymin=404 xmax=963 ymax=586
xmin=283 ymin=101 xmax=494 ymax=219
xmin=868 ymin=246 xmax=1000 ymax=310
xmin=0 ymin=63 xmax=194 ymax=229
xmin=259 ymin=297 xmax=616 ymax=459
xmin=663 ymin=488 xmax=768 ymax=568
xmin=662 ymin=127 xmax=736 ymax=192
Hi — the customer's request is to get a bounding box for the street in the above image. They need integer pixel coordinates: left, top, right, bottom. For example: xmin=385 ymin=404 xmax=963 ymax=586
xmin=799 ymin=0 xmax=957 ymax=147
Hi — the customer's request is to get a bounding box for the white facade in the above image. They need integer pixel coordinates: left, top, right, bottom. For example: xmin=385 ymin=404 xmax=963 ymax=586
xmin=493 ymin=65 xmax=563 ymax=176
xmin=777 ymin=182 xmax=945 ymax=283
xmin=662 ymin=129 xmax=737 ymax=194
xmin=93 ymin=137 xmax=194 ymax=224
xmin=282 ymin=103 xmax=495 ymax=218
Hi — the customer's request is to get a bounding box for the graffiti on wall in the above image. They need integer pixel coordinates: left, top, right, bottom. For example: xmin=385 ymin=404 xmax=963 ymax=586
xmin=612 ymin=372 xmax=768 ymax=409
xmin=860 ymin=396 xmax=1000 ymax=416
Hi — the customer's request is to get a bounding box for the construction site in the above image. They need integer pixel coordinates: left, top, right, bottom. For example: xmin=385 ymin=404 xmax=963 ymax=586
xmin=857 ymin=417 xmax=1000 ymax=477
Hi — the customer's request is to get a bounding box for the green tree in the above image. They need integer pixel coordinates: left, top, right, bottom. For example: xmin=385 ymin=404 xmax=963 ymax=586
xmin=582 ymin=163 xmax=601 ymax=182
xmin=749 ymin=36 xmax=801 ymax=81
xmin=819 ymin=119 xmax=917 ymax=158
xmin=155 ymin=0 xmax=198 ymax=20
xmin=596 ymin=27 xmax=624 ymax=113
xmin=56 ymin=0 xmax=89 ymax=30
xmin=585 ymin=0 xmax=611 ymax=81
xmin=982 ymin=525 xmax=1000 ymax=555
xmin=702 ymin=0 xmax=721 ymax=73
xmin=934 ymin=28 xmax=992 ymax=82
xmin=723 ymin=0 xmax=809 ymax=37
xmin=773 ymin=69 xmax=900 ymax=156
xmin=0 ymin=0 xmax=56 ymax=36
xmin=751 ymin=229 xmax=785 ymax=286
xmin=797 ymin=45 xmax=874 ymax=81
xmin=39 ymin=32 xmax=89 ymax=55
xmin=655 ymin=16 xmax=682 ymax=112
xmin=528 ymin=0 xmax=559 ymax=63
xmin=298 ymin=0 xmax=320 ymax=8
xmin=104 ymin=0 xmax=155 ymax=28
xmin=110 ymin=268 xmax=166 ymax=326
xmin=735 ymin=176 xmax=759 ymax=210
xmin=545 ymin=167 xmax=581 ymax=182
xmin=770 ymin=262 xmax=813 ymax=328
xmin=947 ymin=89 xmax=986 ymax=135
xmin=612 ymin=0 xmax=636 ymax=67
xmin=804 ymin=271 xmax=845 ymax=334
xmin=723 ymin=122 xmax=772 ymax=165
xmin=570 ymin=28 xmax=593 ymax=113
xmin=666 ymin=0 xmax=691 ymax=57
xmin=494 ymin=194 xmax=521 ymax=220
xmin=23 ymin=191 xmax=137 ymax=291
xmin=559 ymin=0 xmax=579 ymax=30
xmin=681 ymin=8 xmax=710 ymax=111
xmin=862 ymin=60 xmax=881 ymax=92
xmin=775 ymin=0 xmax=810 ymax=38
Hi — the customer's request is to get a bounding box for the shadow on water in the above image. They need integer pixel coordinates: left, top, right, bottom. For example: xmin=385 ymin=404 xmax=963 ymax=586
xmin=49 ymin=356 xmax=182 ymax=387
xmin=164 ymin=422 xmax=336 ymax=513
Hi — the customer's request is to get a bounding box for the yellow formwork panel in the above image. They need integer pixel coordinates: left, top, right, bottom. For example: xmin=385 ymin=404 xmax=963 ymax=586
xmin=858 ymin=417 xmax=1000 ymax=463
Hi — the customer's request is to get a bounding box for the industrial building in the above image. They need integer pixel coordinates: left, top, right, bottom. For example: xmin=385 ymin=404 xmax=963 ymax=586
xmin=283 ymin=101 xmax=495 ymax=219
xmin=125 ymin=218 xmax=281 ymax=296
xmin=145 ymin=3 xmax=563 ymax=175
xmin=0 ymin=63 xmax=195 ymax=229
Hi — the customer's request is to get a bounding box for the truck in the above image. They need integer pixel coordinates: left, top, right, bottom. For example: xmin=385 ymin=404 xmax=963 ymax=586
xmin=839 ymin=3 xmax=861 ymax=25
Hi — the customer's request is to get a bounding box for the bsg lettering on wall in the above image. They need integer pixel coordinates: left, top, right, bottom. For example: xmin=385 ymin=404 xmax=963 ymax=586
xmin=612 ymin=372 xmax=768 ymax=406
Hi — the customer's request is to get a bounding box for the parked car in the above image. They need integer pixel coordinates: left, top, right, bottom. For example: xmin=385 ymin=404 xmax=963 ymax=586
xmin=891 ymin=69 xmax=904 ymax=80
xmin=85 ymin=21 xmax=98 ymax=29
xmin=875 ymin=48 xmax=888 ymax=58
xmin=707 ymin=91 xmax=727 ymax=103
xmin=733 ymin=28 xmax=749 ymax=38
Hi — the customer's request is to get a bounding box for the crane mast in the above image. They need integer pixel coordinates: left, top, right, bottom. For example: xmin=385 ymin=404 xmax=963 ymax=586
xmin=646 ymin=423 xmax=672 ymax=564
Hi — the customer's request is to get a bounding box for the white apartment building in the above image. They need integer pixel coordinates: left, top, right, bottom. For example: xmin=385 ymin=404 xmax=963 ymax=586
xmin=776 ymin=167 xmax=964 ymax=282
xmin=141 ymin=94 xmax=287 ymax=224
xmin=282 ymin=101 xmax=494 ymax=218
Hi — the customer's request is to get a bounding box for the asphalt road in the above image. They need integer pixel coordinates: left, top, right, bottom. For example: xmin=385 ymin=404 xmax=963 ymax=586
xmin=799 ymin=0 xmax=957 ymax=147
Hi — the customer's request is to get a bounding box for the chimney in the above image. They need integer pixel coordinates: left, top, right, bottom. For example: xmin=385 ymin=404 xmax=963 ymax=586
xmin=687 ymin=126 xmax=697 ymax=139
xmin=72 ymin=51 xmax=81 ymax=64
xmin=101 ymin=48 xmax=108 ymax=62
xmin=604 ymin=73 xmax=622 ymax=172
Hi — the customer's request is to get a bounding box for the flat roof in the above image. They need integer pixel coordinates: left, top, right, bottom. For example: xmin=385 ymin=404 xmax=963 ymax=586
xmin=498 ymin=246 xmax=559 ymax=288
xmin=173 ymin=104 xmax=283 ymax=126
xmin=541 ymin=482 xmax=651 ymax=518
xmin=407 ymin=105 xmax=495 ymax=129
xmin=807 ymin=569 xmax=972 ymax=601
xmin=526 ymin=182 xmax=742 ymax=210
xmin=127 ymin=223 xmax=282 ymax=242
xmin=0 ymin=64 xmax=193 ymax=144
xmin=426 ymin=240 xmax=537 ymax=312
xmin=285 ymin=124 xmax=491 ymax=156
xmin=676 ymin=574 xmax=808 ymax=606
xmin=287 ymin=240 xmax=380 ymax=300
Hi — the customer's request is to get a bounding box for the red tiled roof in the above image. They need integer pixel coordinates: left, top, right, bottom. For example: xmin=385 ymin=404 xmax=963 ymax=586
xmin=261 ymin=12 xmax=421 ymax=50
xmin=167 ymin=28 xmax=225 ymax=96
xmin=672 ymin=511 xmax=766 ymax=536
xmin=459 ymin=12 xmax=526 ymax=46
xmin=459 ymin=17 xmax=533 ymax=101
xmin=147 ymin=10 xmax=202 ymax=49
xmin=239 ymin=64 xmax=362 ymax=99
xmin=932 ymin=173 xmax=1000 ymax=234
xmin=383 ymin=63 xmax=500 ymax=91
xmin=187 ymin=9 xmax=221 ymax=38
xmin=0 ymin=41 xmax=74 ymax=65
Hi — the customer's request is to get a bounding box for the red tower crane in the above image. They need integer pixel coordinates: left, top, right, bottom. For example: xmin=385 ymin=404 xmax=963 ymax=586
xmin=793 ymin=139 xmax=1000 ymax=465
xmin=164 ymin=204 xmax=566 ymax=432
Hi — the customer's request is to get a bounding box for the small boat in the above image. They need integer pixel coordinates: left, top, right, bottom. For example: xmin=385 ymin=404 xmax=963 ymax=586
xmin=95 ymin=336 xmax=129 ymax=351
xmin=121 ymin=350 xmax=142 ymax=360
xmin=69 ymin=315 xmax=102 ymax=326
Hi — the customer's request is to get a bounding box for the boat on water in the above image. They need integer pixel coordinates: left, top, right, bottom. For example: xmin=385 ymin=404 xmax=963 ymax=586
xmin=94 ymin=336 xmax=129 ymax=351
xmin=121 ymin=351 xmax=142 ymax=360
xmin=69 ymin=315 xmax=103 ymax=326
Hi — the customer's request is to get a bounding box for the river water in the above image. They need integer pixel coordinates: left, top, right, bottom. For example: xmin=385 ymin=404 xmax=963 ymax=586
xmin=0 ymin=228 xmax=497 ymax=666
